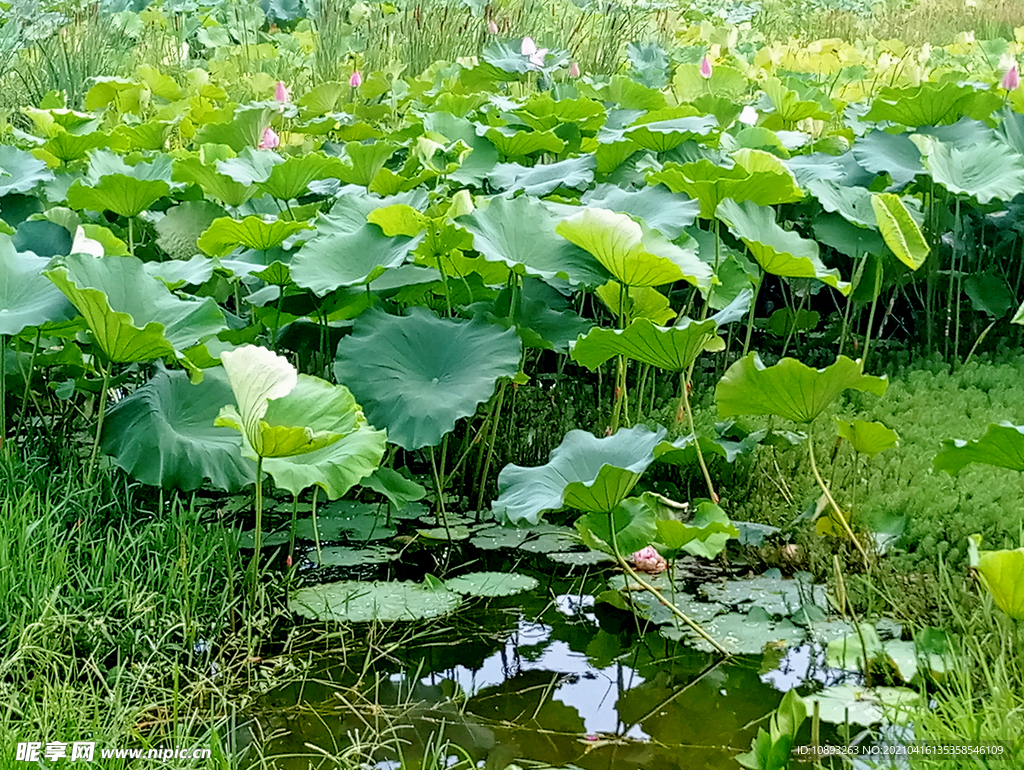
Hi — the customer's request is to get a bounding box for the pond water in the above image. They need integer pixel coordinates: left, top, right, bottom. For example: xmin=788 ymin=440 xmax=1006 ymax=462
xmin=248 ymin=566 xmax=857 ymax=769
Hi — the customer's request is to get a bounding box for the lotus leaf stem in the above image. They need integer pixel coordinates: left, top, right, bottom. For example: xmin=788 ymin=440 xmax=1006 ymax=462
xmin=86 ymin=359 xmax=112 ymax=485
xmin=807 ymin=425 xmax=871 ymax=568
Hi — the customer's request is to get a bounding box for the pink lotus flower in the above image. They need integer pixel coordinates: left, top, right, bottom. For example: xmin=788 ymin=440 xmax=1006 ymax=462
xmin=349 ymin=70 xmax=362 ymax=88
xmin=569 ymin=61 xmax=580 ymax=78
xmin=1003 ymin=64 xmax=1020 ymax=91
xmin=274 ymin=80 xmax=289 ymax=103
xmin=699 ymin=55 xmax=713 ymax=79
xmin=487 ymin=19 xmax=498 ymax=34
xmin=521 ymin=36 xmax=548 ymax=68
xmin=258 ymin=127 xmax=279 ymax=150
xmin=631 ymin=546 xmax=668 ymax=575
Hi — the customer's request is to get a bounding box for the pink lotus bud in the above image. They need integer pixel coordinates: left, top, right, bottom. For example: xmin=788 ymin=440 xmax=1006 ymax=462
xmin=1003 ymin=64 xmax=1020 ymax=91
xmin=286 ymin=554 xmax=293 ymax=568
xmin=521 ymin=36 xmax=537 ymax=56
xmin=699 ymin=55 xmax=713 ymax=79
xmin=569 ymin=61 xmax=580 ymax=78
xmin=349 ymin=70 xmax=362 ymax=88
xmin=631 ymin=546 xmax=668 ymax=575
xmin=274 ymin=80 xmax=289 ymax=103
xmin=258 ymin=127 xmax=279 ymax=150
xmin=487 ymin=19 xmax=498 ymax=34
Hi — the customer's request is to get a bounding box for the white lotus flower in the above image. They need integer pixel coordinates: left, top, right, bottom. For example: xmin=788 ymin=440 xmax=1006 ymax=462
xmin=738 ymin=106 xmax=759 ymax=125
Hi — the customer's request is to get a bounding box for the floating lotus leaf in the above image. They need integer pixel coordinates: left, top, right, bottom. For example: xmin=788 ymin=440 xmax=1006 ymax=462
xmin=556 ymin=207 xmax=711 ymax=289
xmin=198 ymin=216 xmax=311 ymax=257
xmin=716 ymin=198 xmax=848 ymax=293
xmin=836 ymin=419 xmax=898 ymax=457
xmin=471 ymin=525 xmax=530 ymax=550
xmin=289 ymin=579 xmax=462 ymax=622
xmin=700 ymin=569 xmax=827 ymax=616
xmin=0 ymin=236 xmax=75 ymax=335
xmin=802 ymin=685 xmax=921 ymax=726
xmin=717 ymin=354 xmax=887 ymax=424
xmin=293 ymin=500 xmax=396 ymax=542
xmin=684 ymin=608 xmax=805 ymax=654
xmin=101 ymin=366 xmax=254 ymax=492
xmin=334 ymin=308 xmax=522 ymax=450
xmin=934 ymin=422 xmax=1024 ymax=476
xmin=492 ymin=425 xmax=666 ymax=525
xmin=968 ymin=535 xmax=1024 ymax=620
xmin=44 ymin=253 xmax=225 ymax=367
xmin=311 ymin=546 xmax=396 ymax=568
xmin=444 ymin=571 xmax=539 ymax=598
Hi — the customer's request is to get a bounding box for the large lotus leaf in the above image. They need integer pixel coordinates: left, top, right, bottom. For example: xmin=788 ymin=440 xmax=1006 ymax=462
xmin=444 ymin=572 xmax=539 ymax=598
xmin=580 ymin=183 xmax=699 ymax=240
xmin=933 ymin=422 xmax=1024 ymax=475
xmin=851 ymin=130 xmax=923 ymax=189
xmin=659 ymin=501 xmax=739 ymax=559
xmin=101 ymin=366 xmax=254 ymax=492
xmin=155 ymin=201 xmax=225 ymax=260
xmin=717 ymin=354 xmax=888 ymax=424
xmin=422 ymin=112 xmax=499 ymax=185
xmin=227 ymin=152 xmax=348 ymax=201
xmin=871 ymin=193 xmax=929 ymax=271
xmin=486 ymin=155 xmax=596 ymax=196
xmin=968 ymin=535 xmax=1024 ymax=620
xmin=673 ymin=63 xmax=748 ymax=102
xmin=595 ymin=282 xmax=675 ymax=325
xmin=571 ymin=317 xmax=718 ymax=372
xmin=290 ymin=579 xmax=462 ymax=622
xmin=806 ymin=180 xmax=877 ymax=228
xmin=863 ymin=82 xmax=1000 ymax=127
xmin=624 ymin=114 xmax=718 ymax=152
xmin=716 ymin=198 xmax=848 ymax=293
xmin=13 ymin=220 xmax=72 ymax=258
xmin=700 ymin=569 xmax=827 ymax=616
xmin=647 ymin=149 xmax=803 ymax=219
xmin=556 ymin=207 xmax=711 ymax=289
xmin=803 ymin=685 xmax=920 ymax=727
xmin=0 ymin=236 xmax=75 ymax=335
xmin=261 ymin=377 xmax=386 ymax=499
xmin=492 ymin=425 xmax=667 ymax=525
xmin=483 ymin=126 xmax=564 ymax=157
xmin=836 ymin=419 xmax=898 ymax=458
xmin=173 ymin=149 xmax=256 ymax=207
xmin=515 ymin=94 xmax=606 ymax=133
xmin=334 ymin=307 xmax=522 ymax=450
xmin=685 ymin=609 xmax=805 ymax=655
xmin=0 ymin=146 xmax=54 ymax=196
xmin=198 ymin=216 xmax=311 ymax=257
xmin=44 ymin=254 xmax=226 ymax=365
xmin=66 ymin=151 xmax=177 ymax=218
xmin=292 ymin=220 xmax=422 ymax=296
xmin=910 ymin=134 xmax=1024 ymax=205
xmin=576 ymin=496 xmax=658 ymax=556
xmin=458 ymin=196 xmax=610 ymax=288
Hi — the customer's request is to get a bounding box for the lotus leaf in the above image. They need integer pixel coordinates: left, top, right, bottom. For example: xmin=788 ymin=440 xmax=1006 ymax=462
xmin=289 ymin=579 xmax=462 ymax=622
xmin=575 ymin=497 xmax=659 ymax=556
xmin=802 ymin=685 xmax=921 ymax=726
xmin=934 ymin=422 xmax=1024 ymax=475
xmin=444 ymin=572 xmax=539 ymax=598
xmin=198 ymin=216 xmax=311 ymax=257
xmin=836 ymin=419 xmax=898 ymax=457
xmin=0 ymin=236 xmax=74 ymax=335
xmin=968 ymin=535 xmax=1024 ymax=620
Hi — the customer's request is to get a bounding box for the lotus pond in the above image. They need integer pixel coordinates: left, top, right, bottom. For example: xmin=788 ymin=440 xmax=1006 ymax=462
xmin=3 ymin=0 xmax=1024 ymax=768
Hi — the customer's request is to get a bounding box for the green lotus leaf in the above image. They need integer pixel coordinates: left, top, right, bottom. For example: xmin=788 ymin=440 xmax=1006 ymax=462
xmin=292 ymin=220 xmax=422 ymax=296
xmin=332 ymin=141 xmax=399 ymax=187
xmin=492 ymin=425 xmax=667 ymax=525
xmin=581 ymin=184 xmax=699 ymax=240
xmin=101 ymin=366 xmax=254 ymax=492
xmin=657 ymin=501 xmax=738 ymax=559
xmin=110 ymin=121 xmax=174 ymax=153
xmin=836 ymin=419 xmax=898 ymax=458
xmin=422 ymin=112 xmax=500 ymax=185
xmin=716 ymin=198 xmax=848 ymax=293
xmin=515 ymin=94 xmax=607 ymax=133
xmin=360 ymin=467 xmax=427 ymax=509
xmin=66 ymin=151 xmax=177 ymax=218
xmin=851 ymin=130 xmax=923 ymax=189
xmin=144 ymin=255 xmax=215 ymax=289
xmin=458 ymin=196 xmax=610 ymax=287
xmin=261 ymin=377 xmax=386 ymax=499
xmin=684 ymin=609 xmax=805 ymax=654
xmin=933 ymin=422 xmax=1024 ymax=476
xmin=911 ymin=134 xmax=1024 ymax=205
xmin=483 ymin=126 xmax=564 ymax=157
xmin=863 ymin=82 xmax=1001 ymax=127
xmin=155 ymin=201 xmax=226 ymax=260
xmin=194 ymin=105 xmax=278 ymax=151
xmin=444 ymin=571 xmax=539 ymax=598
xmin=43 ymin=253 xmax=226 ymax=365
xmin=198 ymin=216 xmax=311 ymax=257
xmin=673 ymin=63 xmax=748 ymax=102
xmin=0 ymin=146 xmax=54 ymax=196
xmin=290 ymin=579 xmax=462 ymax=623
xmin=556 ymin=207 xmax=711 ymax=289
xmin=716 ymin=354 xmax=888 ymax=424
xmin=576 ymin=496 xmax=659 ymax=556
xmin=871 ymin=193 xmax=929 ymax=271
xmin=334 ymin=307 xmax=522 ymax=450
xmin=595 ymin=282 xmax=675 ymax=325
xmin=624 ymin=113 xmax=718 ymax=152
xmin=648 ymin=149 xmax=803 ymax=218
xmin=803 ymin=685 xmax=921 ymax=727
xmin=0 ymin=235 xmax=75 ymax=335
xmin=700 ymin=569 xmax=827 ymax=616
xmin=173 ymin=147 xmax=257 ymax=207
xmin=486 ymin=155 xmax=596 ymax=196
xmin=310 ymin=546 xmax=397 ymax=568
xmin=221 ymin=152 xmax=349 ymax=201
xmin=968 ymin=535 xmax=1024 ymax=620
xmin=216 ymin=148 xmax=285 ymax=186
xmin=806 ymin=181 xmax=877 ymax=228
xmin=14 ymin=220 xmax=72 ymax=258
xmin=762 ymin=76 xmax=831 ymax=123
